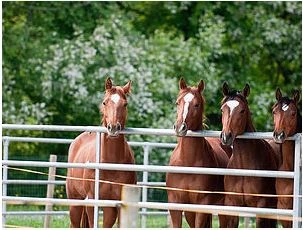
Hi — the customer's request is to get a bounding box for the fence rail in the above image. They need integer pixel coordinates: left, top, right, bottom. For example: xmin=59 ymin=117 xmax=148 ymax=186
xmin=2 ymin=123 xmax=300 ymax=140
xmin=2 ymin=160 xmax=295 ymax=178
xmin=2 ymin=124 xmax=302 ymax=228
xmin=2 ymin=196 xmax=293 ymax=217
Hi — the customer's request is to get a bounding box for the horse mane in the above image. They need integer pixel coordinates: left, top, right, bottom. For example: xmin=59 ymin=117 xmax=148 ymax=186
xmin=221 ymin=90 xmax=247 ymax=105
xmin=297 ymin=111 xmax=302 ymax=133
xmin=272 ymin=97 xmax=292 ymax=109
xmin=221 ymin=91 xmax=256 ymax=132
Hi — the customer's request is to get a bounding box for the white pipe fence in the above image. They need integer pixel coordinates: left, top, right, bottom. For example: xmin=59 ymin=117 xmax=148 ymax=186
xmin=2 ymin=124 xmax=302 ymax=228
xmin=1 ymin=136 xmax=173 ymax=228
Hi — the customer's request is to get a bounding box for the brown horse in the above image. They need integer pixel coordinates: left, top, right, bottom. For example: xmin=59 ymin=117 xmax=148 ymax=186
xmin=166 ymin=78 xmax=229 ymax=228
xmin=273 ymin=88 xmax=301 ymax=228
xmin=219 ymin=82 xmax=279 ymax=228
xmin=66 ymin=78 xmax=136 ymax=228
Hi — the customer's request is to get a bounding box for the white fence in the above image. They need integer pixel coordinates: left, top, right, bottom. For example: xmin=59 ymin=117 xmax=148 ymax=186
xmin=2 ymin=124 xmax=302 ymax=228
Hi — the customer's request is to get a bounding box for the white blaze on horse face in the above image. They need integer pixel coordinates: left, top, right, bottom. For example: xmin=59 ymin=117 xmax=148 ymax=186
xmin=182 ymin=93 xmax=194 ymax=122
xmin=226 ymin=100 xmax=240 ymax=116
xmin=282 ymin=103 xmax=289 ymax=111
xmin=111 ymin=94 xmax=120 ymax=104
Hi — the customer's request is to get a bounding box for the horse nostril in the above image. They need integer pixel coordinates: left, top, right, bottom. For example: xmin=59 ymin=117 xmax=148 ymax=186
xmin=220 ymin=132 xmax=233 ymax=146
xmin=273 ymin=130 xmax=286 ymax=143
xmin=117 ymin=122 xmax=122 ymax=131
xmin=180 ymin=122 xmax=187 ymax=132
xmin=175 ymin=122 xmax=188 ymax=136
xmin=107 ymin=123 xmax=112 ymax=131
xmin=279 ymin=131 xmax=285 ymax=139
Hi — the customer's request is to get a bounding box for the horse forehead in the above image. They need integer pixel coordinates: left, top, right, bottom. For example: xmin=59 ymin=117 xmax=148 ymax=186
xmin=222 ymin=100 xmax=240 ymax=115
xmin=277 ymin=100 xmax=295 ymax=112
xmin=282 ymin=103 xmax=289 ymax=111
xmin=183 ymin=93 xmax=195 ymax=102
xmin=110 ymin=94 xmax=121 ymax=104
xmin=226 ymin=100 xmax=240 ymax=108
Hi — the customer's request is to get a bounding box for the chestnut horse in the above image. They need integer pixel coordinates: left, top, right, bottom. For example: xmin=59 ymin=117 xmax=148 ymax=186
xmin=66 ymin=78 xmax=136 ymax=228
xmin=166 ymin=78 xmax=230 ymax=228
xmin=273 ymin=88 xmax=301 ymax=228
xmin=219 ymin=82 xmax=279 ymax=228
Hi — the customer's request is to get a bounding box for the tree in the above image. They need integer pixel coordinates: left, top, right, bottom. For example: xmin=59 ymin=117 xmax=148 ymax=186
xmin=3 ymin=2 xmax=301 ymax=198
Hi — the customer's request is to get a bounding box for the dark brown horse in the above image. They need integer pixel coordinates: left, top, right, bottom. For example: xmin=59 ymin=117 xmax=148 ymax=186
xmin=273 ymin=88 xmax=301 ymax=228
xmin=66 ymin=78 xmax=136 ymax=228
xmin=219 ymin=82 xmax=279 ymax=228
xmin=166 ymin=78 xmax=230 ymax=228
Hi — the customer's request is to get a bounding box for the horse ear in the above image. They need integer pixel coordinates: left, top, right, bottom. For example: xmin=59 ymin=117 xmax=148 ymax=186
xmin=197 ymin=80 xmax=205 ymax=93
xmin=123 ymin=80 xmax=132 ymax=95
xmin=222 ymin=82 xmax=229 ymax=96
xmin=242 ymin=83 xmax=250 ymax=98
xmin=105 ymin=77 xmax=112 ymax=90
xmin=179 ymin=78 xmax=187 ymax=90
xmin=293 ymin=89 xmax=300 ymax=105
xmin=276 ymin=88 xmax=282 ymax=101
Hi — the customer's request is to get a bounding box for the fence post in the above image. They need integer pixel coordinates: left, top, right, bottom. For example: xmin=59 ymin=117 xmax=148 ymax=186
xmin=244 ymin=217 xmax=250 ymax=227
xmin=93 ymin=132 xmax=101 ymax=229
xmin=2 ymin=140 xmax=9 ymax=228
xmin=120 ymin=186 xmax=141 ymax=228
xmin=43 ymin=154 xmax=57 ymax=228
xmin=293 ymin=134 xmax=302 ymax=228
xmin=141 ymin=146 xmax=150 ymax=228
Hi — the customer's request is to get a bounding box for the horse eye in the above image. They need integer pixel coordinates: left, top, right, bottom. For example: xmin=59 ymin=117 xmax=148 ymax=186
xmin=240 ymin=109 xmax=245 ymax=114
xmin=194 ymin=104 xmax=199 ymax=108
xmin=102 ymin=102 xmax=106 ymax=106
xmin=175 ymin=101 xmax=179 ymax=105
xmin=124 ymin=102 xmax=128 ymax=107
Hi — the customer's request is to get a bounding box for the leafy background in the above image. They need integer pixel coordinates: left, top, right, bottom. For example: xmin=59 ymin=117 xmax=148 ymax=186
xmin=3 ymin=2 xmax=302 ymax=199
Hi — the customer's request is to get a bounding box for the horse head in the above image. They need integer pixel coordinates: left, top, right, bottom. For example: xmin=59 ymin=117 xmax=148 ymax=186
xmin=220 ymin=82 xmax=251 ymax=146
xmin=272 ymin=88 xmax=300 ymax=143
xmin=101 ymin=77 xmax=131 ymax=137
xmin=174 ymin=78 xmax=205 ymax=136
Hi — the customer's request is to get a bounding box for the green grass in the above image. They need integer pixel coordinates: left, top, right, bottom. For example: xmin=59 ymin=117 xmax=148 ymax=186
xmin=5 ymin=205 xmax=282 ymax=228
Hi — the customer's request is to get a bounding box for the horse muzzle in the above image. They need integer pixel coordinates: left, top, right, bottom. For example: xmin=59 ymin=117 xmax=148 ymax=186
xmin=273 ymin=131 xmax=286 ymax=144
xmin=174 ymin=122 xmax=188 ymax=137
xmin=220 ymin=131 xmax=233 ymax=146
xmin=106 ymin=122 xmax=122 ymax=137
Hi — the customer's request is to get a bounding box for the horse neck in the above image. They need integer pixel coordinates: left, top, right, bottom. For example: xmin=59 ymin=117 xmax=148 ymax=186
xmin=296 ymin=113 xmax=302 ymax=133
xmin=233 ymin=110 xmax=258 ymax=160
xmin=100 ymin=133 xmax=126 ymax=162
xmin=245 ymin=110 xmax=256 ymax=132
xmin=177 ymin=136 xmax=210 ymax=165
xmin=280 ymin=141 xmax=295 ymax=171
xmin=279 ymin=113 xmax=300 ymax=171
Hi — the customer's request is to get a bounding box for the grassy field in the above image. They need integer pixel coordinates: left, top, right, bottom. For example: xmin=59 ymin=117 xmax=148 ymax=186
xmin=4 ymin=205 xmax=262 ymax=228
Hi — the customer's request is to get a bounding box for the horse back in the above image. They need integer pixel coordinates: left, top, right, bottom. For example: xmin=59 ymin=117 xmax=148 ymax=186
xmin=66 ymin=132 xmax=96 ymax=199
xmin=68 ymin=132 xmax=96 ymax=163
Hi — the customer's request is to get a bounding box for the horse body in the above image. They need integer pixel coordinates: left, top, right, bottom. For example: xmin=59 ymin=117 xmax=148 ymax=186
xmin=224 ymin=139 xmax=278 ymax=209
xmin=166 ymin=79 xmax=229 ymax=228
xmin=273 ymin=88 xmax=301 ymax=228
xmin=275 ymin=141 xmax=294 ymax=227
xmin=66 ymin=78 xmax=136 ymax=228
xmin=220 ymin=83 xmax=278 ymax=228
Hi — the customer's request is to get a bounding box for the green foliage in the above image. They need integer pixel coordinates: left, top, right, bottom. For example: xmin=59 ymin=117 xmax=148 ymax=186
xmin=3 ymin=1 xmax=301 ymax=198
